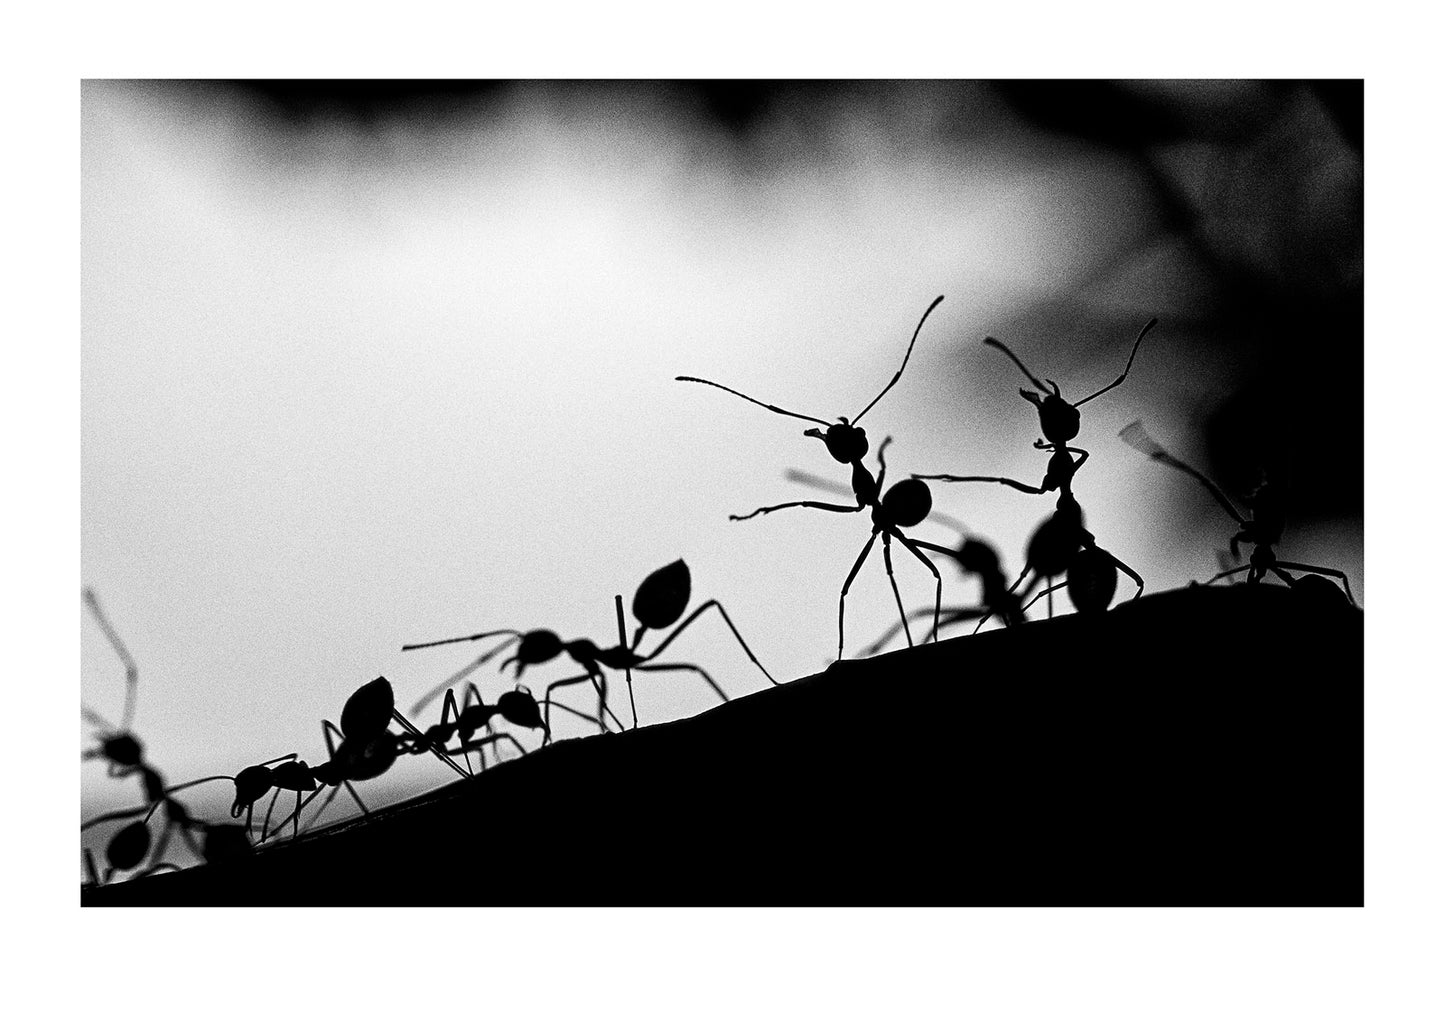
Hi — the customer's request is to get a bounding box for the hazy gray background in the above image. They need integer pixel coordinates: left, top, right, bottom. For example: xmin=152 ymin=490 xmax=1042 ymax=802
xmin=81 ymin=80 xmax=1362 ymax=844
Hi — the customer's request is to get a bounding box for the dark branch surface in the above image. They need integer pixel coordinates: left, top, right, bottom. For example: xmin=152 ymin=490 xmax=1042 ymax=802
xmin=83 ymin=585 xmax=1362 ymax=907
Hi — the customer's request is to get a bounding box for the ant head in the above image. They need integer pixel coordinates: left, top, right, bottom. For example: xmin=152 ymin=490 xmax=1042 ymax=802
xmin=101 ymin=733 xmax=144 ymax=768
xmin=881 ymin=478 xmax=932 ymax=528
xmin=201 ymin=824 xmax=254 ymax=863
xmin=957 ymin=538 xmax=1000 ymax=576
xmin=340 ymin=677 xmax=394 ymax=742
xmin=632 ymin=559 xmax=692 ymax=630
xmin=1065 ymin=547 xmax=1119 ymax=614
xmin=1020 ymin=386 xmax=1080 ymax=444
xmin=506 ymin=630 xmax=564 ymax=677
xmin=805 ymin=420 xmax=869 ymax=464
xmin=106 ymin=820 xmax=151 ymax=872
xmin=231 ymin=765 xmax=274 ymax=817
xmin=496 ymin=689 xmax=545 ymax=731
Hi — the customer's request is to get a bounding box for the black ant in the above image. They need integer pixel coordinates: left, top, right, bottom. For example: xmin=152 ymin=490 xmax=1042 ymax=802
xmin=730 ymin=437 xmax=943 ymax=660
xmin=81 ymin=771 xmax=258 ymax=883
xmin=677 ymin=295 xmax=944 ymax=500
xmin=406 ymin=684 xmax=558 ymax=773
xmin=403 ymin=559 xmax=777 ymax=734
xmin=181 ymin=677 xmax=468 ymax=842
xmin=81 ymin=589 xmax=147 ymax=784
xmin=913 ymin=318 xmax=1157 ymax=501
xmin=1119 ymin=420 xmax=1358 ymax=605
xmin=784 ymin=467 xmax=1025 ymax=652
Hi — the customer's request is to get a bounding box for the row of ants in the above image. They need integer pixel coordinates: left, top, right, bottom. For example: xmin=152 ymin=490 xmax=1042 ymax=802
xmin=83 ymin=296 xmax=1357 ymax=887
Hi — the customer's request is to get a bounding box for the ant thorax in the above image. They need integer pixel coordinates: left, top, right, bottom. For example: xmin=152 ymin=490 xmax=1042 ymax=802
xmin=594 ymin=644 xmax=645 ymax=671
xmin=851 ymin=460 xmax=880 ymax=506
xmin=1042 ymin=446 xmax=1076 ymax=491
xmin=563 ymin=638 xmax=603 ymax=668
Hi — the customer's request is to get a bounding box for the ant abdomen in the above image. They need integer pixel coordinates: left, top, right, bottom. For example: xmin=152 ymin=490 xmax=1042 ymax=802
xmin=496 ymin=689 xmax=545 ymax=730
xmin=632 ymin=559 xmax=691 ymax=630
xmin=881 ymin=478 xmax=932 ymax=528
xmin=1026 ymin=515 xmax=1081 ymax=579
xmin=340 ymin=677 xmax=395 ymax=742
xmin=346 ymin=736 xmax=400 ymax=781
xmin=107 ymin=820 xmax=151 ymax=872
xmin=1066 ymin=548 xmax=1119 ymax=613
xmin=1291 ymin=573 xmax=1351 ymax=608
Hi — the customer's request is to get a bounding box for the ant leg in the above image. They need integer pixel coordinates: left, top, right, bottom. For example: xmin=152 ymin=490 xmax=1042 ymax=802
xmin=391 ymin=709 xmax=469 ymax=779
xmin=973 ymin=564 xmax=1033 ymax=634
xmin=262 ymin=787 xmax=324 ymax=843
xmin=911 ymin=474 xmax=1046 ymax=495
xmin=1021 ymin=582 xmax=1066 ymax=614
xmin=546 ymin=699 xmax=603 ymax=728
xmin=1273 ymin=561 xmax=1358 ymax=606
xmin=881 ymin=534 xmax=913 ymax=648
xmin=639 ymin=600 xmax=779 ymax=685
xmin=838 ymin=532 xmax=880 ymax=660
xmin=1104 ymin=550 xmax=1144 ymax=600
xmin=544 ymin=673 xmax=610 ymax=734
xmin=304 ymin=784 xmax=344 ymax=834
xmin=615 ymin=595 xmax=636 ymax=729
xmin=863 ymin=607 xmax=984 ymax=654
xmin=634 ymin=662 xmax=729 ymax=703
xmin=83 ymin=589 xmax=140 ymax=732
xmin=875 ymin=435 xmax=893 ymax=489
xmin=448 ymin=733 xmax=529 ymax=761
xmin=1202 ymin=565 xmax=1252 ymax=586
xmin=893 ymin=530 xmax=943 ymax=644
xmin=83 ymin=849 xmax=101 ymax=886
xmin=730 ymin=500 xmax=863 ymax=522
xmin=260 ymin=788 xmax=283 ymax=843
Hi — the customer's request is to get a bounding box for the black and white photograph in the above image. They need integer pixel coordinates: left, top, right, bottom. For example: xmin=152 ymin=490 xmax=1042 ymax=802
xmin=20 ymin=17 xmax=1432 ymax=1013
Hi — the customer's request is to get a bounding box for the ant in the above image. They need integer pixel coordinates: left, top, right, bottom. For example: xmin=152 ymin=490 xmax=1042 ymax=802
xmin=1119 ymin=420 xmax=1357 ymax=605
xmin=784 ymin=467 xmax=1025 ymax=652
xmin=184 ymin=677 xmax=468 ymax=842
xmin=81 ymin=771 xmax=258 ymax=883
xmin=677 ymin=295 xmax=944 ymax=503
xmin=406 ymin=684 xmax=557 ymax=773
xmin=403 ymin=559 xmax=777 ymax=734
xmin=81 ymin=589 xmax=148 ymax=785
xmin=913 ymin=318 xmax=1157 ymax=501
xmin=730 ymin=437 xmax=943 ymax=660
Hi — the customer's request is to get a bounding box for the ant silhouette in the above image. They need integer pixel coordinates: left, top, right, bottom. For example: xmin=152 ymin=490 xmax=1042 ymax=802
xmin=178 ymin=677 xmax=467 ymax=843
xmin=730 ymin=437 xmax=942 ymax=660
xmin=81 ymin=589 xmax=148 ymax=785
xmin=403 ymin=559 xmax=777 ymax=734
xmin=406 ymin=684 xmax=557 ymax=774
xmin=677 ymin=295 xmax=944 ymax=494
xmin=784 ymin=468 xmax=1025 ymax=652
xmin=1119 ymin=420 xmax=1358 ymax=605
xmin=913 ymin=318 xmax=1157 ymax=501
xmin=969 ymin=490 xmax=1144 ymax=630
xmin=81 ymin=769 xmax=259 ymax=882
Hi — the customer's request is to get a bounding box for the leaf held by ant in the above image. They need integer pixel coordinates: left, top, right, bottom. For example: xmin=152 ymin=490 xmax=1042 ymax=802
xmin=632 ymin=559 xmax=691 ymax=630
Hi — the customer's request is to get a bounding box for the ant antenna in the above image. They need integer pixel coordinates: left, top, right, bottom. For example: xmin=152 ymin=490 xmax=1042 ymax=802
xmin=853 ymin=295 xmax=945 ymax=425
xmin=408 ymin=636 xmax=521 ymax=715
xmin=1119 ymin=420 xmax=1245 ymax=524
xmin=674 ymin=377 xmax=832 ymax=427
xmin=402 ymin=628 xmax=522 ymax=653
xmin=615 ymin=594 xmax=637 ymax=730
xmin=983 ymin=336 xmax=1048 ymax=392
xmin=1073 ymin=317 xmax=1158 ymax=408
xmin=83 ymin=589 xmax=139 ymax=732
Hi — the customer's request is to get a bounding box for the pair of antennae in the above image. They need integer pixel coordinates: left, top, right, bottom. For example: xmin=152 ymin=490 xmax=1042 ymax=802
xmin=986 ymin=317 xmax=1158 ymax=407
xmin=676 ymin=295 xmax=945 ymax=428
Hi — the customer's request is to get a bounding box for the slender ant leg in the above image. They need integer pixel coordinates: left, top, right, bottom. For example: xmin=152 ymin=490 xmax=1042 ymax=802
xmin=837 ymin=531 xmax=879 ymax=660
xmin=616 ymin=594 xmax=636 ymax=729
xmin=893 ymin=529 xmax=943 ymax=645
xmin=881 ymin=532 xmax=913 ymax=648
xmin=634 ymin=662 xmax=728 ymax=703
xmin=1273 ymin=560 xmax=1357 ymax=606
xmin=640 ymin=599 xmax=778 ymax=685
xmin=913 ymin=474 xmax=1045 ymax=495
xmin=731 ymin=500 xmax=862 ymax=522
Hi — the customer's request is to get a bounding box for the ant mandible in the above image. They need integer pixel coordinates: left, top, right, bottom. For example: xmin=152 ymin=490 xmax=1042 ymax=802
xmin=783 ymin=467 xmax=1025 ymax=653
xmin=1119 ymin=420 xmax=1358 ymax=606
xmin=403 ymin=560 xmax=777 ymax=734
xmin=731 ymin=437 xmax=943 ymax=661
xmin=913 ymin=318 xmax=1158 ymax=500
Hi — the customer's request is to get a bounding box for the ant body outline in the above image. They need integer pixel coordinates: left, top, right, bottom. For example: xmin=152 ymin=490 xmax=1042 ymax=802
xmin=403 ymin=560 xmax=777 ymax=734
xmin=81 ymin=589 xmax=148 ymax=783
xmin=1119 ymin=420 xmax=1357 ymax=605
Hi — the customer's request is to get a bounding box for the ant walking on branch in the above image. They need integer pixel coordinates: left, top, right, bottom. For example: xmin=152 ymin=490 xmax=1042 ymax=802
xmin=1119 ymin=420 xmax=1357 ymax=606
xmin=407 ymin=685 xmax=553 ymax=773
xmin=784 ymin=468 xmax=1024 ymax=652
xmin=403 ymin=560 xmax=776 ymax=735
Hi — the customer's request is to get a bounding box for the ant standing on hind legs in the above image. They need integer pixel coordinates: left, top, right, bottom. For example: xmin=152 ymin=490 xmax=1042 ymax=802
xmin=1119 ymin=420 xmax=1358 ymax=606
xmin=402 ymin=559 xmax=777 ymax=736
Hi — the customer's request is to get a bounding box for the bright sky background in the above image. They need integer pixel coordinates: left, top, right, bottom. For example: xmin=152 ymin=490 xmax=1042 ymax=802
xmin=81 ymin=80 xmax=1363 ymax=831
